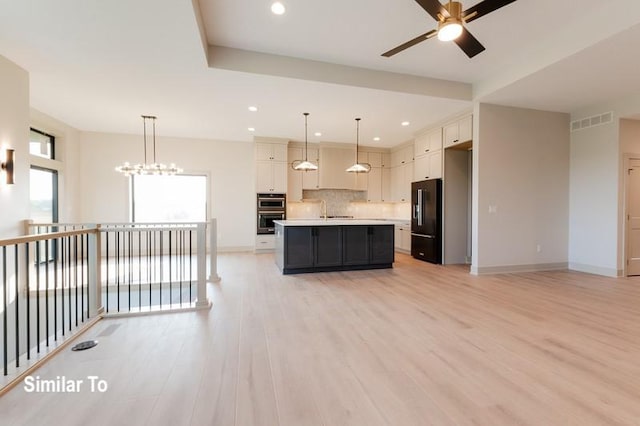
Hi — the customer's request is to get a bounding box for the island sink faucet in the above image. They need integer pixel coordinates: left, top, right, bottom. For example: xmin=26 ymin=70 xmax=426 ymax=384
xmin=301 ymin=198 xmax=328 ymax=220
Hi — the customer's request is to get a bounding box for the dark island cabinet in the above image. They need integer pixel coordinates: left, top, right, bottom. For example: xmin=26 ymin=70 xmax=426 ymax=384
xmin=282 ymin=226 xmax=342 ymax=269
xmin=315 ymin=226 xmax=343 ymax=267
xmin=342 ymin=226 xmax=370 ymax=265
xmin=369 ymin=225 xmax=395 ymax=264
xmin=343 ymin=225 xmax=395 ymax=266
xmin=283 ymin=226 xmax=314 ymax=269
xmin=276 ymin=223 xmax=394 ymax=274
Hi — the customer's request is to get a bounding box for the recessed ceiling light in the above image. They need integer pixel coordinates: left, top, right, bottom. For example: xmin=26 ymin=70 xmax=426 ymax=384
xmin=373 ymin=137 xmax=381 ymax=141
xmin=248 ymin=127 xmax=256 ymax=132
xmin=401 ymin=121 xmax=410 ymax=126
xmin=271 ymin=2 xmax=285 ymax=15
xmin=248 ymin=106 xmax=258 ymax=112
xmin=314 ymin=132 xmax=322 ymax=137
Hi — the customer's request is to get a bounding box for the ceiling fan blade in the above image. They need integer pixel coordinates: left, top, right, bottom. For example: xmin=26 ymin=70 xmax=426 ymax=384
xmin=462 ymin=0 xmax=518 ymax=24
xmin=454 ymin=28 xmax=485 ymax=58
xmin=414 ymin=0 xmax=448 ymax=21
xmin=382 ymin=29 xmax=438 ymax=57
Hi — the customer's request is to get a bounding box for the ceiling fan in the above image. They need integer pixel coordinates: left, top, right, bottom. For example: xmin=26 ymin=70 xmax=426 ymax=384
xmin=382 ymin=0 xmax=518 ymax=59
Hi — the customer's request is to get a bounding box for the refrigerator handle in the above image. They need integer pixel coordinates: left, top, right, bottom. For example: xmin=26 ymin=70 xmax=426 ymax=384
xmin=417 ymin=189 xmax=423 ymax=227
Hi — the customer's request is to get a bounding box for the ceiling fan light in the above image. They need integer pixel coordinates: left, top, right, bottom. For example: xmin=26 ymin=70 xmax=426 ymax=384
xmin=437 ymin=20 xmax=463 ymax=41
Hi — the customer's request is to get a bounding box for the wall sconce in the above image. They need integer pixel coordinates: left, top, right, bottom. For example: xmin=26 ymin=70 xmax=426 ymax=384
xmin=1 ymin=149 xmax=15 ymax=185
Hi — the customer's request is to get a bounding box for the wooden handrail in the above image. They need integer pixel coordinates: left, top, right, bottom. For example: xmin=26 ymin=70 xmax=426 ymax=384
xmin=0 ymin=227 xmax=98 ymax=247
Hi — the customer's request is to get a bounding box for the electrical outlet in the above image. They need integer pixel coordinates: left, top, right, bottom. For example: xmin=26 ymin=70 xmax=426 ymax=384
xmin=488 ymin=205 xmax=497 ymax=214
xmin=536 ymin=244 xmax=542 ymax=253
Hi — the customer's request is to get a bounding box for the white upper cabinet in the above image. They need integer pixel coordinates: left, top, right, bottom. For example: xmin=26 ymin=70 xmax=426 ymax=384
xmin=414 ymin=128 xmax=442 ymax=157
xmin=390 ymin=145 xmax=413 ymax=167
xmin=413 ymin=150 xmax=442 ymax=181
xmin=257 ymin=143 xmax=288 ymax=162
xmin=443 ymin=115 xmax=473 ymax=148
xmin=256 ymin=142 xmax=288 ymax=193
xmin=366 ymin=152 xmax=383 ymax=168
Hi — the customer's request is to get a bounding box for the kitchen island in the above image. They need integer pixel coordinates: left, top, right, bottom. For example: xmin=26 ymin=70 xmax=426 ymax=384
xmin=274 ymin=220 xmax=394 ymax=274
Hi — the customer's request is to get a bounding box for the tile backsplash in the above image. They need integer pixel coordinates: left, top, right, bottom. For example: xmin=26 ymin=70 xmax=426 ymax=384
xmin=287 ymin=189 xmax=410 ymax=220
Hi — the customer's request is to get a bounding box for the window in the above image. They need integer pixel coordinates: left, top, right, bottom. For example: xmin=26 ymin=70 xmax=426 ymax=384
xmin=30 ymin=166 xmax=59 ymax=223
xmin=29 ymin=128 xmax=55 ymax=159
xmin=132 ymin=174 xmax=207 ymax=223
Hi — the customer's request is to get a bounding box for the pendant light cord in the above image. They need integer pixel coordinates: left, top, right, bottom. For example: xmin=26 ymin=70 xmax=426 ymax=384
xmin=143 ymin=116 xmax=147 ymax=165
xmin=152 ymin=117 xmax=157 ymax=164
xmin=304 ymin=112 xmax=309 ymax=162
xmin=355 ymin=118 xmax=361 ymax=164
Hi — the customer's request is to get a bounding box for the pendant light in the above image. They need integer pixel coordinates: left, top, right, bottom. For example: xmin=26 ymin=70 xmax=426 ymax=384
xmin=115 ymin=115 xmax=183 ymax=176
xmin=291 ymin=112 xmax=318 ymax=171
xmin=346 ymin=118 xmax=371 ymax=173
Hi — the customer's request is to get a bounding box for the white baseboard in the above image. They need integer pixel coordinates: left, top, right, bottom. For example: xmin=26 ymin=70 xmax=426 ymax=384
xmin=470 ymin=262 xmax=568 ymax=275
xmin=218 ymin=246 xmax=253 ymax=253
xmin=568 ymin=262 xmax=622 ymax=278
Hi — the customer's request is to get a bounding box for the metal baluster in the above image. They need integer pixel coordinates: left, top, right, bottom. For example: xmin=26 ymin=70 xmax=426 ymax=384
xmin=147 ymin=230 xmax=151 ymax=308
xmin=179 ymin=230 xmax=183 ymax=306
xmin=159 ymin=230 xmax=163 ymax=307
xmin=128 ymin=229 xmax=132 ymax=312
xmin=36 ymin=242 xmax=40 ymax=353
xmin=138 ymin=230 xmax=142 ymax=311
xmin=105 ymin=231 xmax=109 ymax=313
xmin=25 ymin=243 xmax=30 ymax=360
xmin=52 ymin=240 xmax=58 ymax=341
xmin=3 ymin=246 xmax=7 ymax=375
xmin=189 ymin=230 xmax=193 ymax=304
xmin=14 ymin=245 xmax=19 ymax=368
xmin=75 ymin=235 xmax=78 ymax=327
xmin=169 ymin=230 xmax=173 ymax=306
xmin=80 ymin=234 xmax=84 ymax=322
xmin=45 ymin=240 xmax=50 ymax=346
xmin=117 ymin=231 xmax=120 ymax=313
xmin=68 ymin=235 xmax=71 ymax=331
xmin=86 ymin=233 xmax=90 ymax=320
xmin=60 ymin=237 xmax=66 ymax=336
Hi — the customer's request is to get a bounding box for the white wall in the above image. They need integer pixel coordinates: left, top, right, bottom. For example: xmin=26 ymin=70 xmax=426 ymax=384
xmin=568 ymin=122 xmax=619 ymax=276
xmin=0 ymin=55 xmax=29 ymax=238
xmin=472 ymin=103 xmax=570 ymax=274
xmin=568 ymin=95 xmax=640 ymax=277
xmin=78 ymin=131 xmax=256 ymax=250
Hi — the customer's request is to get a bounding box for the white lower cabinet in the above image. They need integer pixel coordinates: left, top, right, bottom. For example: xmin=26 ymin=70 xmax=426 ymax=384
xmin=394 ymin=223 xmax=411 ymax=252
xmin=255 ymin=235 xmax=275 ymax=252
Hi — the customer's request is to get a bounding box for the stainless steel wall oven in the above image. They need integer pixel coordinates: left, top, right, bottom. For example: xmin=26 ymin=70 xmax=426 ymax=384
xmin=257 ymin=193 xmax=286 ymax=234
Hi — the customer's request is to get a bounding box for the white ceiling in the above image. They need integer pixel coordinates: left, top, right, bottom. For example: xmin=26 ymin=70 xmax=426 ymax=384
xmin=1 ymin=0 xmax=640 ymax=147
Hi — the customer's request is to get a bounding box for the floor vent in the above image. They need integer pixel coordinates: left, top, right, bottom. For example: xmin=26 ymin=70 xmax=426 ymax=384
xmin=571 ymin=111 xmax=614 ymax=132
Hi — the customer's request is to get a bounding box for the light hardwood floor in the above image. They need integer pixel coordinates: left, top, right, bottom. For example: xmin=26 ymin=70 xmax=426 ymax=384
xmin=1 ymin=252 xmax=640 ymax=425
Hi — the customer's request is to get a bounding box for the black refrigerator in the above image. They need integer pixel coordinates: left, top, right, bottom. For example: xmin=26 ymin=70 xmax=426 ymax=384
xmin=411 ymin=179 xmax=442 ymax=264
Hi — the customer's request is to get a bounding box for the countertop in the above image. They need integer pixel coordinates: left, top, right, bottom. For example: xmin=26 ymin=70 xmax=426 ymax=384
xmin=274 ymin=219 xmax=401 ymax=226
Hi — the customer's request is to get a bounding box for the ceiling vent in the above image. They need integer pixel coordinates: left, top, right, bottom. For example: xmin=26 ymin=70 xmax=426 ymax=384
xmin=571 ymin=111 xmax=613 ymax=132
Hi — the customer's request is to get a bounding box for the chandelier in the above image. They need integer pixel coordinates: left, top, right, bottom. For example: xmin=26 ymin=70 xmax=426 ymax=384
xmin=115 ymin=115 xmax=183 ymax=176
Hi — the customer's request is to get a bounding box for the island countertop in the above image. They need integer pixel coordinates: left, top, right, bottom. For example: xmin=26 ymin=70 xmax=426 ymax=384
xmin=274 ymin=219 xmax=401 ymax=227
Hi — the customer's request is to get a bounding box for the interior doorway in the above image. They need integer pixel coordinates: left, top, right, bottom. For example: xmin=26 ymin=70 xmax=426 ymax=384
xmin=626 ymin=158 xmax=640 ymax=276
